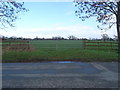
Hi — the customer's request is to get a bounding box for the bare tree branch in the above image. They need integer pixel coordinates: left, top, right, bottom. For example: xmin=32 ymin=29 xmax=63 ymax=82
xmin=0 ymin=1 xmax=28 ymax=29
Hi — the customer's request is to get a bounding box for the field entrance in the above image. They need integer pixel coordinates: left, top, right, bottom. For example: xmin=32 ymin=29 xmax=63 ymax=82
xmin=30 ymin=40 xmax=83 ymax=51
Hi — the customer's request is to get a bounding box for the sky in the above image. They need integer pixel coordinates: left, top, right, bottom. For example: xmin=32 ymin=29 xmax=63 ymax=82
xmin=0 ymin=2 xmax=117 ymax=39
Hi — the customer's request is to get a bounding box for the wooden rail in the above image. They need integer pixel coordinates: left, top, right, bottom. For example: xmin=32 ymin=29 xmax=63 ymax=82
xmin=83 ymin=40 xmax=118 ymax=50
xmin=2 ymin=40 xmax=30 ymax=51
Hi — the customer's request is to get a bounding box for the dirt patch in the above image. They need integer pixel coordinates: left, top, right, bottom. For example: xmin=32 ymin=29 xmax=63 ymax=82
xmin=2 ymin=44 xmax=35 ymax=53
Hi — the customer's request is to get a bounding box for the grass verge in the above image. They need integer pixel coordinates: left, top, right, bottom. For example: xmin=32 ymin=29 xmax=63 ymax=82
xmin=2 ymin=49 xmax=118 ymax=63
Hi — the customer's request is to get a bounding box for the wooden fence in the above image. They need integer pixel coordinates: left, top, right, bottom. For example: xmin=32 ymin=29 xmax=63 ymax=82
xmin=2 ymin=40 xmax=30 ymax=51
xmin=83 ymin=40 xmax=118 ymax=50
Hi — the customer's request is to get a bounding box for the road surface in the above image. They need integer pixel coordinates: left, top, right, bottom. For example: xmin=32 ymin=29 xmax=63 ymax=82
xmin=2 ymin=61 xmax=119 ymax=88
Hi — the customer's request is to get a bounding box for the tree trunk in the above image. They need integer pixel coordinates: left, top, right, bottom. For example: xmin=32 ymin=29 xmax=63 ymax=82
xmin=116 ymin=1 xmax=120 ymax=61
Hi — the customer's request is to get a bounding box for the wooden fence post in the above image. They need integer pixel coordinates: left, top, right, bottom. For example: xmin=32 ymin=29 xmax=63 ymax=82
xmin=111 ymin=42 xmax=112 ymax=50
xmin=82 ymin=40 xmax=85 ymax=49
xmin=26 ymin=40 xmax=30 ymax=50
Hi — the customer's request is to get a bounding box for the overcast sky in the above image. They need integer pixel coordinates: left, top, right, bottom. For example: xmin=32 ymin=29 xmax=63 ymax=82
xmin=1 ymin=2 xmax=117 ymax=39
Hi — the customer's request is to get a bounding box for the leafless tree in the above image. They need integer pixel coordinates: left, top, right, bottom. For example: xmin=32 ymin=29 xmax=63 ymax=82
xmin=0 ymin=1 xmax=28 ymax=29
xmin=74 ymin=0 xmax=120 ymax=53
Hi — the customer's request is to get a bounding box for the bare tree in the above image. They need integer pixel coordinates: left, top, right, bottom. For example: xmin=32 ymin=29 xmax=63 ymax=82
xmin=113 ymin=35 xmax=118 ymax=40
xmin=101 ymin=33 xmax=109 ymax=41
xmin=74 ymin=0 xmax=120 ymax=53
xmin=0 ymin=1 xmax=27 ymax=29
xmin=68 ymin=35 xmax=78 ymax=40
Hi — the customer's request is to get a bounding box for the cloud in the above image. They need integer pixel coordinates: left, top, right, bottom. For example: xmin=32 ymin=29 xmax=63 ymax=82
xmin=1 ymin=24 xmax=117 ymax=39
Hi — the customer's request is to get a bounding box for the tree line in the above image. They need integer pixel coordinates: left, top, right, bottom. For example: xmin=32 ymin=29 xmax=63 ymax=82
xmin=1 ymin=35 xmax=118 ymax=41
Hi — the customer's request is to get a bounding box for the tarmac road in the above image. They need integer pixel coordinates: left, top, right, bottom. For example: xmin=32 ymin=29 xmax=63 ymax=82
xmin=2 ymin=61 xmax=119 ymax=88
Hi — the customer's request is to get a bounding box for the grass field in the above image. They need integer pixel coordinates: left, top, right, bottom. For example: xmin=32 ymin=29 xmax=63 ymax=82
xmin=30 ymin=40 xmax=83 ymax=49
xmin=2 ymin=40 xmax=119 ymax=63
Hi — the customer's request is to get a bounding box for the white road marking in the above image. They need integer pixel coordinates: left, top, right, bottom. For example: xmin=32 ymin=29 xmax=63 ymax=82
xmin=91 ymin=63 xmax=108 ymax=71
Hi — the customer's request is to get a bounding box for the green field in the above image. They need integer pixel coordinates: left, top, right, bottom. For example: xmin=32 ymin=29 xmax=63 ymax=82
xmin=2 ymin=40 xmax=119 ymax=63
xmin=30 ymin=40 xmax=83 ymax=50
